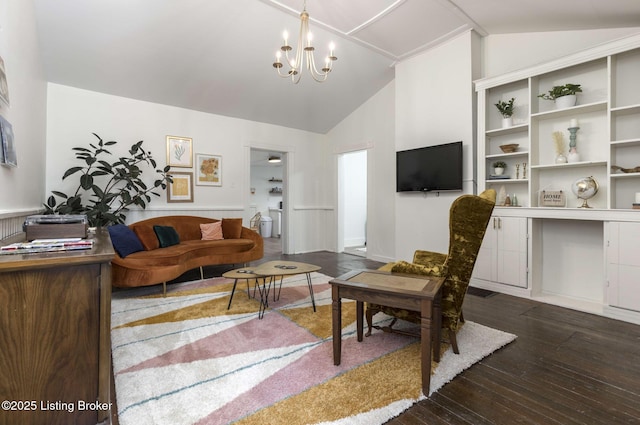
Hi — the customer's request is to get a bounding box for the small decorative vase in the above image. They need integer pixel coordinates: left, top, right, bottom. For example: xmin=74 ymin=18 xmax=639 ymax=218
xmin=501 ymin=117 xmax=513 ymax=128
xmin=494 ymin=167 xmax=505 ymax=175
xmin=555 ymin=95 xmax=577 ymax=109
xmin=555 ymin=154 xmax=568 ymax=164
xmin=567 ymin=147 xmax=580 ymax=163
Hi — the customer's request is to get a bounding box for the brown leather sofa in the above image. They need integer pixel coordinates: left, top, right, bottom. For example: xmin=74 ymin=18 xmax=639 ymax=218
xmin=110 ymin=215 xmax=263 ymax=291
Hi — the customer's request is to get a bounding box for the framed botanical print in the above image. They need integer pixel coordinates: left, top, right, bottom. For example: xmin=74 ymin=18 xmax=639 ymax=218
xmin=0 ymin=56 xmax=9 ymax=107
xmin=167 ymin=172 xmax=194 ymax=203
xmin=0 ymin=115 xmax=16 ymax=167
xmin=166 ymin=136 xmax=193 ymax=168
xmin=196 ymin=153 xmax=222 ymax=186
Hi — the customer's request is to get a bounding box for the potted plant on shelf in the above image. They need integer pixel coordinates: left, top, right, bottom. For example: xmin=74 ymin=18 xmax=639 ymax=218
xmin=492 ymin=161 xmax=507 ymax=176
xmin=538 ymin=83 xmax=582 ymax=109
xmin=495 ymin=98 xmax=515 ymax=128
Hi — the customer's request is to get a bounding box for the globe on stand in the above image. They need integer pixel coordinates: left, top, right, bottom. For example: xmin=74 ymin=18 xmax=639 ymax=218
xmin=571 ymin=176 xmax=599 ymax=208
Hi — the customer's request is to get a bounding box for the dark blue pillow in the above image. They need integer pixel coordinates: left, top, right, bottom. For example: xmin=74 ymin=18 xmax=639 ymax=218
xmin=153 ymin=225 xmax=180 ymax=248
xmin=108 ymin=224 xmax=144 ymax=258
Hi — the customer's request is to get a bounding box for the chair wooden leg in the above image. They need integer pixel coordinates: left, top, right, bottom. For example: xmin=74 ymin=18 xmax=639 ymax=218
xmin=449 ymin=329 xmax=459 ymax=354
xmin=162 ymin=282 xmax=167 ymax=297
xmin=365 ymin=307 xmax=374 ymax=336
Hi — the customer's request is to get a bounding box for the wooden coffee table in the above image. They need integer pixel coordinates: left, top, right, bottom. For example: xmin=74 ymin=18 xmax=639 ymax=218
xmin=225 ymin=261 xmax=321 ymax=319
xmin=329 ymin=269 xmax=444 ymax=396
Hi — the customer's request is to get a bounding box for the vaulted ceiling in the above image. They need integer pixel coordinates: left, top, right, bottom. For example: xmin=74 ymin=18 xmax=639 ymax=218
xmin=33 ymin=0 xmax=640 ymax=134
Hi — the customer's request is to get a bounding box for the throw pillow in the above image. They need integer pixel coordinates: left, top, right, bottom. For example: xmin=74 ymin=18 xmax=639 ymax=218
xmin=108 ymin=224 xmax=144 ymax=258
xmin=222 ymin=218 xmax=243 ymax=239
xmin=153 ymin=225 xmax=180 ymax=248
xmin=200 ymin=221 xmax=223 ymax=240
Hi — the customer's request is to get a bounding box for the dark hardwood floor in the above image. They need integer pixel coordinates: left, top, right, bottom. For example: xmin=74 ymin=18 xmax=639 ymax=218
xmin=115 ymin=238 xmax=640 ymax=424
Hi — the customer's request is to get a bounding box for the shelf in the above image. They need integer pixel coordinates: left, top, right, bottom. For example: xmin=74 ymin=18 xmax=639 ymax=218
xmin=268 ymin=178 xmax=283 ymax=182
xmin=530 ymin=160 xmax=607 ymax=170
xmin=611 ymin=138 xmax=640 ymax=147
xmin=486 ymin=179 xmax=528 ymax=184
xmin=486 ymin=123 xmax=528 ymax=136
xmin=611 ymin=171 xmax=640 ymax=179
xmin=486 ymin=151 xmax=528 ymax=160
xmin=531 ymin=101 xmax=608 ymax=121
xmin=611 ymin=104 xmax=640 ymax=115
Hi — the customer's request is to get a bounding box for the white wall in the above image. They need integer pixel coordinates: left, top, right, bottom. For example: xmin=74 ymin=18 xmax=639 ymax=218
xmin=483 ymin=28 xmax=640 ymax=78
xmin=0 ymin=0 xmax=47 ymax=219
xmin=394 ymin=31 xmax=480 ymax=261
xmin=45 ymin=84 xmax=330 ymax=253
xmin=327 ymin=81 xmax=396 ymax=263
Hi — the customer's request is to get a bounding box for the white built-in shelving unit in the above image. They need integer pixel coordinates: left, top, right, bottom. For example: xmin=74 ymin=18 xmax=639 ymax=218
xmin=472 ymin=33 xmax=640 ymax=325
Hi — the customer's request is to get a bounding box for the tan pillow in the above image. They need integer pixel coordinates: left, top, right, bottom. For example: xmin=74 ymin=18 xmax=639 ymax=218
xmin=222 ymin=218 xmax=243 ymax=239
xmin=200 ymin=221 xmax=224 ymax=240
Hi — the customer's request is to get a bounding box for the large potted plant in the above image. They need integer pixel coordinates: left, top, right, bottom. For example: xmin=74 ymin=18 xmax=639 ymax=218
xmin=538 ymin=83 xmax=582 ymax=109
xmin=44 ymin=133 xmax=172 ymax=227
xmin=494 ymin=98 xmax=515 ymax=128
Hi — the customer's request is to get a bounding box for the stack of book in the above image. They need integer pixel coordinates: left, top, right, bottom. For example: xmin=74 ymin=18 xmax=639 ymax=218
xmin=0 ymin=238 xmax=93 ymax=255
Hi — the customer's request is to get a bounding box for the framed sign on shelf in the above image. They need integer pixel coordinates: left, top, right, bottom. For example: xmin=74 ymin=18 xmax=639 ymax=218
xmin=196 ymin=153 xmax=222 ymax=186
xmin=167 ymin=172 xmax=194 ymax=203
xmin=538 ymin=190 xmax=566 ymax=207
xmin=166 ymin=136 xmax=192 ymax=168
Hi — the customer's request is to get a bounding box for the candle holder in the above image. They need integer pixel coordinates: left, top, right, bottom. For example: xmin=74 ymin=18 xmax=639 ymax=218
xmin=567 ymin=126 xmax=580 ymax=163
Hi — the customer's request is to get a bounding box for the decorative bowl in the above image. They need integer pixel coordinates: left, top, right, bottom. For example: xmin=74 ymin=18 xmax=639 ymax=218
xmin=499 ymin=144 xmax=519 ymax=153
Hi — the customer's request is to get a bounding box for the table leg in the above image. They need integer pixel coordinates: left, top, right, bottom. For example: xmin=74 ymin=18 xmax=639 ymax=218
xmin=257 ymin=277 xmax=273 ymax=319
xmin=433 ymin=291 xmax=442 ymax=363
xmin=306 ymin=272 xmax=317 ymax=312
xmin=227 ymin=279 xmax=239 ymax=310
xmin=420 ymin=298 xmax=433 ymax=396
xmin=356 ymin=301 xmax=363 ymax=342
xmin=332 ymin=286 xmax=342 ymax=365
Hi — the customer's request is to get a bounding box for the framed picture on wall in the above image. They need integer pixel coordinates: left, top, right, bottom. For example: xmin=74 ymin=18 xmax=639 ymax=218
xmin=166 ymin=135 xmax=193 ymax=168
xmin=195 ymin=153 xmax=222 ymax=186
xmin=0 ymin=56 xmax=10 ymax=107
xmin=167 ymin=171 xmax=194 ymax=203
xmin=0 ymin=115 xmax=16 ymax=167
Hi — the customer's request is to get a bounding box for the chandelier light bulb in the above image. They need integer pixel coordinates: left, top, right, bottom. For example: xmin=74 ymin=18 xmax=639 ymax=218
xmin=283 ymin=30 xmax=289 ymax=46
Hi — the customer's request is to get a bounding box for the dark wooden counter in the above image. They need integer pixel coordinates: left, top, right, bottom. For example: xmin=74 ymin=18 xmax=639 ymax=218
xmin=0 ymin=228 xmax=114 ymax=425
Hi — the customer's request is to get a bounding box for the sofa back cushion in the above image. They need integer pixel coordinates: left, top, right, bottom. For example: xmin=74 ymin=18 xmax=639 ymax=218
xmin=222 ymin=218 xmax=243 ymax=239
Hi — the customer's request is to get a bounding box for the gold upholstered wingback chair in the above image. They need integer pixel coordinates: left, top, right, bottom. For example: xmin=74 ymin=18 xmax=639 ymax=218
xmin=366 ymin=189 xmax=496 ymax=354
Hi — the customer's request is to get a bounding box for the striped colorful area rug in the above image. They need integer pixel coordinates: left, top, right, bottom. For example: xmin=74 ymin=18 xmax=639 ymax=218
xmin=111 ymin=272 xmax=516 ymax=425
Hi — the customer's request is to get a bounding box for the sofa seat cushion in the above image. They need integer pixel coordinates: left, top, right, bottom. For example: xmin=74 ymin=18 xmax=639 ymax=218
xmin=181 ymin=238 xmax=255 ymax=254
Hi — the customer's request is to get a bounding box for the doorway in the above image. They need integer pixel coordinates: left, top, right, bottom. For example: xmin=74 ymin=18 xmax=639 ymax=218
xmin=250 ymin=149 xmax=285 ymax=255
xmin=338 ymin=150 xmax=367 ymax=257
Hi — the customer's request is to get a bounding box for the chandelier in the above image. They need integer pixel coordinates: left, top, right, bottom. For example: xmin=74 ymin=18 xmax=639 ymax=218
xmin=272 ymin=1 xmax=337 ymax=83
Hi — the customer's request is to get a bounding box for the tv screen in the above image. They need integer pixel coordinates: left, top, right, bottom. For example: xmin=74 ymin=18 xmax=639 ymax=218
xmin=396 ymin=141 xmax=463 ymax=192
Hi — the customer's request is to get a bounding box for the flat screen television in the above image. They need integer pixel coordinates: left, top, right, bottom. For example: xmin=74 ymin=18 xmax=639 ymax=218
xmin=396 ymin=141 xmax=463 ymax=192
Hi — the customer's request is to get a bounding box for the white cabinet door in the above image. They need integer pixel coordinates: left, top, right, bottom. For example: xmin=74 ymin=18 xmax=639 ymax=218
xmin=496 ymin=217 xmax=528 ymax=288
xmin=474 ymin=219 xmax=498 ymax=282
xmin=608 ymin=222 xmax=640 ymax=312
xmin=473 ymin=216 xmax=528 ymax=288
